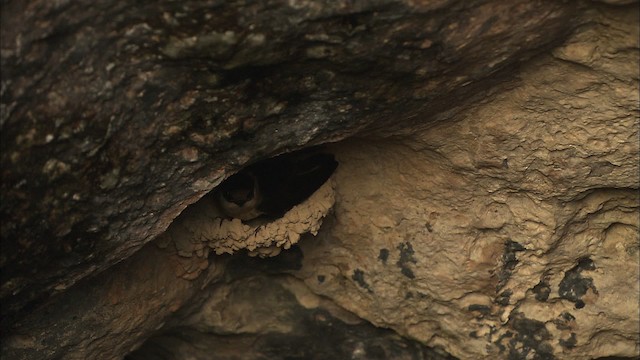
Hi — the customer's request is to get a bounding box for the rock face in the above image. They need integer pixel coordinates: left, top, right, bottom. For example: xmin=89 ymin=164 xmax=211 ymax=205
xmin=294 ymin=10 xmax=640 ymax=358
xmin=1 ymin=0 xmax=638 ymax=359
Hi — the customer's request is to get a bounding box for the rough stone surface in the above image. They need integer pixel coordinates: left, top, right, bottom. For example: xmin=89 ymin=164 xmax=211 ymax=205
xmin=292 ymin=7 xmax=640 ymax=359
xmin=1 ymin=1 xmax=638 ymax=360
xmin=1 ymin=242 xmax=225 ymax=360
xmin=0 ymin=0 xmax=579 ymax=325
xmin=128 ymin=270 xmax=456 ymax=360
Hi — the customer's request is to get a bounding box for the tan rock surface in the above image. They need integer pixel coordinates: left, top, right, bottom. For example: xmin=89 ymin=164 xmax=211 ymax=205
xmin=294 ymin=7 xmax=639 ymax=359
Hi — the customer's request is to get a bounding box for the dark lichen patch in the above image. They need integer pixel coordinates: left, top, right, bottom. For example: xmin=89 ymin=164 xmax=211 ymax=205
xmin=558 ymin=257 xmax=598 ymax=309
xmin=468 ymin=304 xmax=491 ymax=316
xmin=494 ymin=330 xmax=513 ymax=352
xmin=506 ymin=240 xmax=526 ymax=252
xmin=425 ymin=222 xmax=433 ymax=232
xmin=532 ymin=280 xmax=551 ymax=302
xmin=561 ymin=312 xmax=575 ymax=321
xmin=559 ymin=333 xmax=577 ymax=349
xmin=378 ymin=248 xmax=389 ymax=264
xmin=400 ymin=267 xmax=415 ymax=279
xmin=495 ymin=289 xmax=512 ymax=306
xmin=352 ymin=269 xmax=373 ymax=293
xmin=576 ymin=257 xmax=595 ymax=271
xmin=498 ymin=312 xmax=555 ymax=360
xmin=396 ymin=242 xmax=417 ymax=279
xmin=553 ymin=311 xmax=576 ymax=331
xmin=497 ymin=240 xmax=526 ymax=290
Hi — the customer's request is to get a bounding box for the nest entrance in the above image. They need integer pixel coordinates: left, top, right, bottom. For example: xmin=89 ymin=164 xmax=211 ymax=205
xmin=156 ymin=149 xmax=338 ymax=259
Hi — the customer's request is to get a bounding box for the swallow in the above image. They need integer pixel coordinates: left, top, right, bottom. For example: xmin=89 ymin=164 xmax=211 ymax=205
xmin=215 ymin=171 xmax=264 ymax=221
xmin=216 ymin=149 xmax=338 ymax=221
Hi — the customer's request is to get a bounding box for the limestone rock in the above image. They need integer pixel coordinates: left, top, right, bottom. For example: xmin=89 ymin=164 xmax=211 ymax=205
xmin=1 ymin=1 xmax=638 ymax=360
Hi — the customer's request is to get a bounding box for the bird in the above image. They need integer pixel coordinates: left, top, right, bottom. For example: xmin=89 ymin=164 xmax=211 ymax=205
xmin=215 ymin=171 xmax=263 ymax=221
xmin=216 ymin=149 xmax=338 ymax=222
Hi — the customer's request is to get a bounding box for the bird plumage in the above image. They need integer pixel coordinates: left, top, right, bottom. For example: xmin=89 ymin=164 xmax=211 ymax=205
xmin=216 ymin=172 xmax=264 ymax=221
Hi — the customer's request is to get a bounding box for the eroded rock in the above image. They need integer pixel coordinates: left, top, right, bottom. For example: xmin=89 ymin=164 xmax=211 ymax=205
xmin=291 ymin=8 xmax=639 ymax=358
xmin=1 ymin=1 xmax=638 ymax=360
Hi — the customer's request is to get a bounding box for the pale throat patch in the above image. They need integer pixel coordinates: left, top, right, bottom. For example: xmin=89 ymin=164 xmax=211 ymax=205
xmin=216 ymin=190 xmax=264 ymax=221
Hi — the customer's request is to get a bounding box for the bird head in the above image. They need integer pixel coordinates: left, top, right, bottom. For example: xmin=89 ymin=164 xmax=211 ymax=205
xmin=219 ymin=172 xmax=256 ymax=206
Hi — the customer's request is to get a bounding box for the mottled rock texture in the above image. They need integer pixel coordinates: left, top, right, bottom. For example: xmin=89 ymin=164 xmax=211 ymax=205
xmin=1 ymin=0 xmax=638 ymax=359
